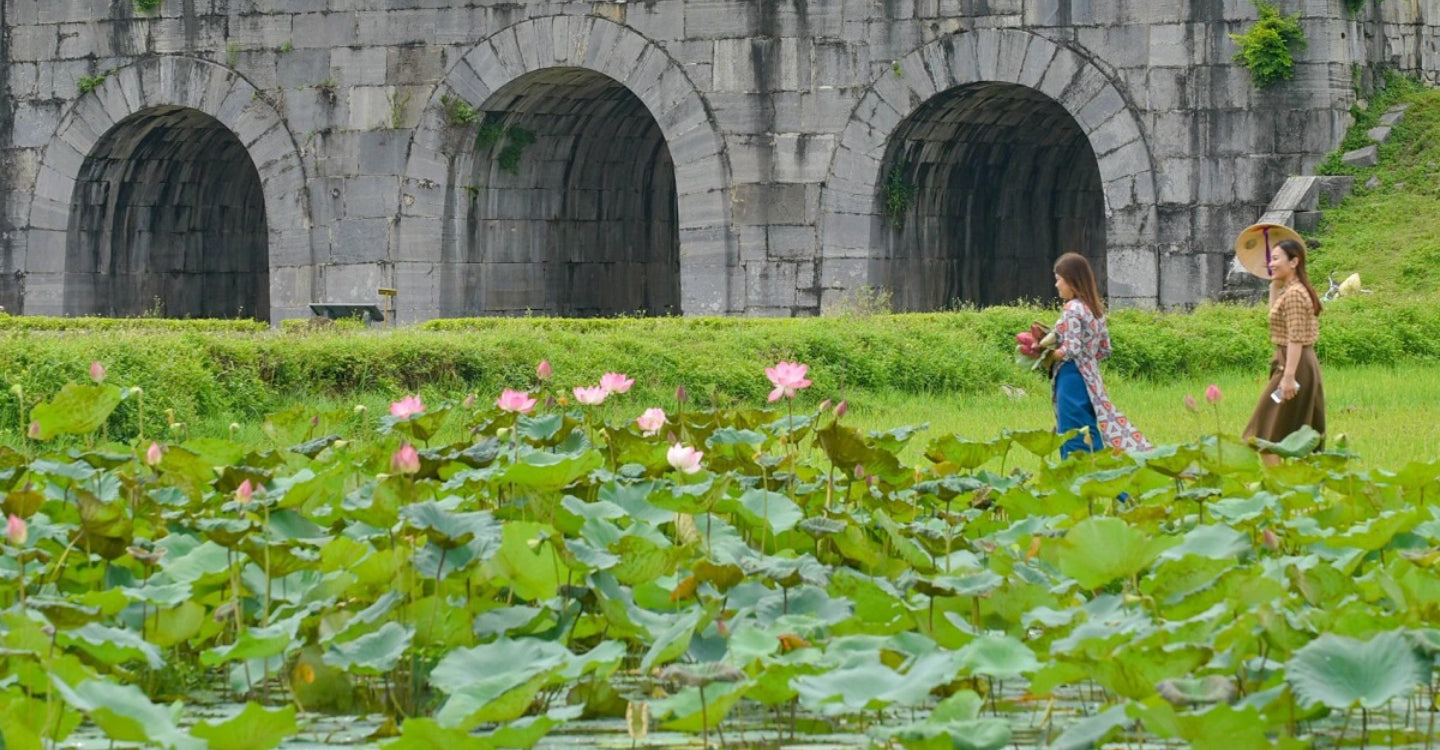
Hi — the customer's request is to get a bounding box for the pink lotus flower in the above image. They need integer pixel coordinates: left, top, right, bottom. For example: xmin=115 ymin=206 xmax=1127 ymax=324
xmin=5 ymin=514 xmax=26 ymax=546
xmin=1184 ymin=394 xmax=1198 ymax=413
xmin=600 ymin=372 xmax=634 ymax=394
xmin=389 ymin=395 xmax=425 ymax=420
xmin=392 ymin=443 xmax=420 ymax=475
xmin=145 ymin=442 xmax=163 ymax=467
xmin=536 ymin=360 xmax=553 ymax=380
xmin=1205 ymin=384 xmax=1222 ymax=405
xmin=667 ymin=444 xmax=704 ymax=474
xmin=497 ymin=389 xmax=536 ymax=414
xmin=235 ymin=479 xmax=254 ymax=505
xmin=636 ymin=408 xmax=667 ymax=436
xmin=765 ymin=361 xmax=812 ymax=403
xmin=573 ymin=385 xmax=609 ymax=406
xmin=89 ymin=361 xmax=107 ymax=383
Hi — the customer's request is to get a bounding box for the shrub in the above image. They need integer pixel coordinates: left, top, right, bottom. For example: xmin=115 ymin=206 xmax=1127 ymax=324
xmin=2 ymin=300 xmax=1437 ymax=440
xmin=1230 ymin=2 xmax=1307 ymax=88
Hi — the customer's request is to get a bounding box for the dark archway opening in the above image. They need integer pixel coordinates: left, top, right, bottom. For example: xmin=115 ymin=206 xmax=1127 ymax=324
xmin=879 ymin=82 xmax=1105 ymax=311
xmin=450 ymin=67 xmax=679 ymax=317
xmin=65 ymin=106 xmax=269 ymax=320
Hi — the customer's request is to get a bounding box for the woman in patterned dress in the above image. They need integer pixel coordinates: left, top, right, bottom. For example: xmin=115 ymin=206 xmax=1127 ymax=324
xmin=1242 ymin=238 xmax=1325 ymax=466
xmin=1050 ymin=253 xmax=1153 ymax=458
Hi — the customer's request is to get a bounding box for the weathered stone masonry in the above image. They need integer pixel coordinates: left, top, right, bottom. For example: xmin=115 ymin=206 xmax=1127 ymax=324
xmin=1 ymin=1 xmax=1436 ymax=323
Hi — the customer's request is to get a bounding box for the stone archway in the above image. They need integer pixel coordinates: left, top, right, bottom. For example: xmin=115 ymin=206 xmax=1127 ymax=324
xmin=400 ymin=16 xmax=733 ymax=320
xmin=23 ymin=56 xmax=310 ymax=321
xmin=820 ymin=29 xmax=1159 ymax=311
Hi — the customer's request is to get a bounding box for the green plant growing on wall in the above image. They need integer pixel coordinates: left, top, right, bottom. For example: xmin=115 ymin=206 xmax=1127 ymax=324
xmin=134 ymin=0 xmax=162 ymax=13
xmin=1344 ymin=0 xmax=1382 ymax=14
xmin=473 ymin=114 xmax=536 ymax=175
xmin=226 ymin=41 xmax=241 ymax=67
xmin=388 ymin=90 xmax=412 ymax=129
xmin=440 ymin=94 xmax=479 ymax=127
xmin=1230 ymin=2 xmax=1307 ymax=88
xmin=496 ymin=127 xmax=535 ymax=175
xmin=881 ymin=163 xmax=916 ymax=229
xmin=78 ymin=72 xmax=111 ymax=95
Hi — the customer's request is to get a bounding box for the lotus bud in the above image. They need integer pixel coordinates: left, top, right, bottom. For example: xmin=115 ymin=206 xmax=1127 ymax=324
xmin=463 ymin=393 xmax=476 ymax=409
xmin=353 ymin=404 xmax=367 ymax=414
xmin=229 ymin=423 xmax=241 ymax=437
xmin=854 ymin=464 xmax=866 ymax=480
xmin=310 ymin=415 xmax=320 ymax=427
xmin=834 ymin=400 xmax=848 ymax=418
xmin=536 ymin=360 xmax=553 ymax=380
xmin=6 ymin=514 xmax=26 ymax=546
xmin=675 ymin=384 xmax=689 ymax=404
xmin=818 ymin=399 xmax=832 ymax=412
xmin=89 ymin=361 xmax=106 ymax=383
xmin=1262 ymin=528 xmax=1280 ymax=551
xmin=1184 ymin=394 xmax=1198 ymax=413
xmin=235 ymin=479 xmax=254 ymax=505
xmin=27 ymin=421 xmax=40 ymax=439
xmin=144 ymin=442 xmax=163 ymax=467
xmin=1204 ymin=384 xmax=1222 ymax=404
xmin=129 ymin=386 xmax=143 ymax=397
xmin=391 ymin=443 xmax=420 ymax=475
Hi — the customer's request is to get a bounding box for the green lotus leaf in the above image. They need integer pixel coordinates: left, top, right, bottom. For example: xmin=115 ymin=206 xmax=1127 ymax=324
xmin=883 ymin=718 xmax=1012 ymax=750
xmin=1332 ymin=507 xmax=1423 ymax=552
xmin=1072 ymin=466 xmax=1138 ymax=498
xmin=25 ymin=598 xmax=103 ymax=628
xmin=1048 ymin=703 xmax=1131 ymax=750
xmin=194 ymin=517 xmax=255 ymax=548
xmin=480 ymin=705 xmax=582 ymax=749
xmin=610 ymin=533 xmax=682 ymax=586
xmin=815 ymin=422 xmax=903 ymax=483
xmin=399 ymin=501 xmax=500 ymax=549
xmin=146 ymin=600 xmax=205 ymax=648
xmin=157 ymin=539 xmax=231 ymax=584
xmin=29 ymin=383 xmax=123 ymax=440
xmin=191 ymin=703 xmax=297 ymax=750
xmin=1006 ymin=428 xmax=1073 ymax=457
xmin=1253 ymin=425 xmax=1323 ymax=459
xmin=515 ymin=412 xmax=564 ymax=442
xmin=828 ymin=569 xmax=916 ymax=635
xmin=382 ymin=717 xmax=496 ymax=750
xmin=640 ymin=609 xmax=701 ymax=672
xmin=798 ymin=515 xmax=847 ymax=538
xmin=59 ymin=623 xmax=163 ymax=669
xmin=1287 ymin=630 xmax=1426 ymax=709
xmin=498 ymin=449 xmax=604 ymax=491
xmin=1132 ymin=443 xmax=1205 ymax=478
xmin=323 ymin=621 xmax=413 ymax=675
xmin=50 ymin=677 xmax=202 ymax=750
xmin=1386 ymin=459 xmax=1440 ymax=491
xmin=1056 ymin=517 xmax=1179 ymax=590
xmin=955 ymin=634 xmax=1039 ymax=679
xmin=1158 ymin=524 xmax=1250 ymax=561
xmin=717 ymin=488 xmax=802 ymax=534
xmin=1198 ymin=435 xmax=1262 ymax=475
xmin=925 ymin=435 xmax=1009 ymax=471
xmin=598 ymin=480 xmax=673 ymax=526
xmin=1207 ymin=492 xmax=1279 ymax=524
xmin=491 ymin=521 xmax=563 ymax=600
xmin=202 ymin=613 xmax=304 ymax=666
xmin=431 ymin=639 xmax=570 ymax=728
xmin=121 ymin=582 xmax=193 ymax=607
xmin=651 ymin=679 xmax=747 ymax=731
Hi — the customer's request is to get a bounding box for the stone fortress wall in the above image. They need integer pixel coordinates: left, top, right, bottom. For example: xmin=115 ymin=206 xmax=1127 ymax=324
xmin=0 ymin=0 xmax=1436 ymax=323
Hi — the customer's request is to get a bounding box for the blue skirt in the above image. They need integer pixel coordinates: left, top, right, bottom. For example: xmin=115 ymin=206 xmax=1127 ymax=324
xmin=1053 ymin=361 xmax=1102 ymax=459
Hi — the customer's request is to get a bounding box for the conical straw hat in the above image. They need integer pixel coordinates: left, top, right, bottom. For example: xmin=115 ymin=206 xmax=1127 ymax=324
xmin=1234 ymin=223 xmax=1306 ymax=279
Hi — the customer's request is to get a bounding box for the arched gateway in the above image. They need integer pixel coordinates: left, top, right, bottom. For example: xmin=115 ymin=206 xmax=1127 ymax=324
xmin=400 ymin=16 xmax=735 ymax=319
xmin=820 ymin=29 xmax=1159 ymax=311
xmin=22 ymin=57 xmax=310 ymax=321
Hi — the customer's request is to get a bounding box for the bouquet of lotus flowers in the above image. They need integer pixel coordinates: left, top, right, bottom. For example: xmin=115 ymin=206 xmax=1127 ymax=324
xmin=1014 ymin=322 xmax=1059 ymax=373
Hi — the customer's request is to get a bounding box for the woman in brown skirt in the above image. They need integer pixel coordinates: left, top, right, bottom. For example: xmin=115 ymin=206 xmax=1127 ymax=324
xmin=1243 ymin=238 xmax=1325 ymax=465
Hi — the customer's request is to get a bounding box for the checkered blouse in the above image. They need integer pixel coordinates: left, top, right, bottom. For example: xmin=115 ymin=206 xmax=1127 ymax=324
xmin=1268 ymin=283 xmax=1319 ymax=346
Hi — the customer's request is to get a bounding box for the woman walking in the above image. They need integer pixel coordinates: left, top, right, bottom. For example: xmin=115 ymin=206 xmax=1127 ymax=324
xmin=1050 ymin=253 xmax=1152 ymax=458
xmin=1243 ymin=238 xmax=1325 ymax=464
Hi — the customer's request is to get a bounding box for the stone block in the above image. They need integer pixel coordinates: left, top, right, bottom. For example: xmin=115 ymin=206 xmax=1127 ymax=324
xmin=1379 ymin=108 xmax=1406 ymax=126
xmin=330 ymin=218 xmax=393 ymax=263
xmin=1292 ymin=211 xmax=1323 ymax=233
xmin=1341 ymin=145 xmax=1378 ymax=168
xmin=1367 ymin=125 xmax=1392 ymax=142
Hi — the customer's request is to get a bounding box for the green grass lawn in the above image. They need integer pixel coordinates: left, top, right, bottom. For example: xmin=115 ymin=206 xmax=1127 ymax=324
xmin=844 ymin=363 xmax=1440 ymax=469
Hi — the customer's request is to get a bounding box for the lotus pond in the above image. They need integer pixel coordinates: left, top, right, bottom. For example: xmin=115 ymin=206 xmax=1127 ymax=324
xmin=2 ymin=364 xmax=1439 ymax=749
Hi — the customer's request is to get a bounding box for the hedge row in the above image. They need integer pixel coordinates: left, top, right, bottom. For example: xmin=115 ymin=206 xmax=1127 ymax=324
xmin=1 ymin=297 xmax=1434 ymax=438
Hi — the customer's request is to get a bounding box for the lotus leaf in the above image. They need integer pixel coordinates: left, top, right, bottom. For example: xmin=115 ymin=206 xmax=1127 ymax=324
xmin=883 ymin=718 xmax=1012 ymax=750
xmin=50 ymin=677 xmax=202 ymax=750
xmin=29 ymin=383 xmax=123 ymax=440
xmin=955 ymin=634 xmax=1039 ymax=679
xmin=430 ymin=638 xmax=570 ymax=728
xmin=1056 ymin=517 xmax=1178 ymax=590
xmin=1252 ymin=425 xmax=1324 ymax=459
xmin=1287 ymin=630 xmax=1426 ymax=709
xmin=323 ymin=621 xmax=413 ymax=675
xmin=191 ymin=703 xmax=297 ymax=750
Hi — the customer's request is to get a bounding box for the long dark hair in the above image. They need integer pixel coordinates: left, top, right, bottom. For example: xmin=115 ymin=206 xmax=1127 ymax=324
xmin=1275 ymin=239 xmax=1323 ymax=316
xmin=1053 ymin=252 xmax=1105 ymax=318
